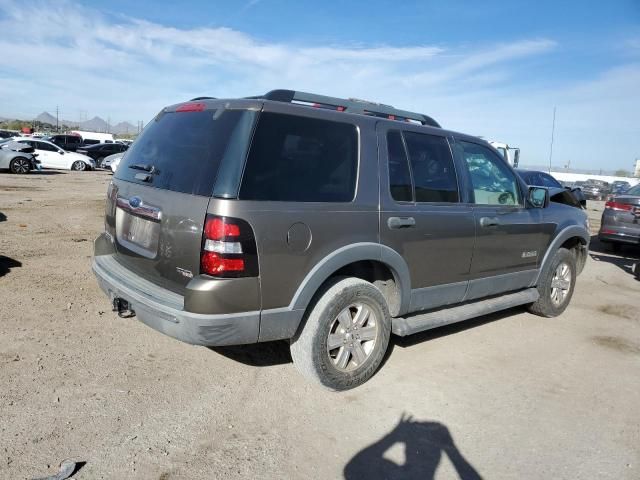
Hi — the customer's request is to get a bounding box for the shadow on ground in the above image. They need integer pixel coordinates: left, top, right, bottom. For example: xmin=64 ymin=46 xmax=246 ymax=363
xmin=0 ymin=211 xmax=6 ymax=222
xmin=0 ymin=255 xmax=22 ymax=277
xmin=344 ymin=413 xmax=482 ymax=480
xmin=589 ymin=235 xmax=639 ymax=279
xmin=209 ymin=340 xmax=292 ymax=367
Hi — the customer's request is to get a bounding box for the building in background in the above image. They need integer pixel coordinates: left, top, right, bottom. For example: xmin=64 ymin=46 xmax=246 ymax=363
xmin=635 ymin=159 xmax=640 ymax=177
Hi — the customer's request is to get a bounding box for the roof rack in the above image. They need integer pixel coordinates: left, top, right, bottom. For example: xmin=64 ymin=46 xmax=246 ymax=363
xmin=190 ymin=96 xmax=217 ymax=101
xmin=256 ymin=89 xmax=440 ymax=128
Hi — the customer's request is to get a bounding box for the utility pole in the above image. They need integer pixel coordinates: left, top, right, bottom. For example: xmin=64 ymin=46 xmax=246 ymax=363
xmin=548 ymin=106 xmax=556 ymax=174
xmin=56 ymin=105 xmax=59 ymax=133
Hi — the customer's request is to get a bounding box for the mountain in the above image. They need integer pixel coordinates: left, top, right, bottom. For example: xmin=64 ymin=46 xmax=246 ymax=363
xmin=36 ymin=111 xmax=57 ymax=124
xmin=80 ymin=116 xmax=108 ymax=132
xmin=112 ymin=121 xmax=136 ymax=135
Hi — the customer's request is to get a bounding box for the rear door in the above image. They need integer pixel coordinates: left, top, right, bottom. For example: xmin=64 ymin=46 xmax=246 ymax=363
xmin=106 ymin=105 xmax=258 ymax=294
xmin=378 ymin=124 xmax=475 ymax=313
xmin=452 ymin=138 xmax=550 ymax=299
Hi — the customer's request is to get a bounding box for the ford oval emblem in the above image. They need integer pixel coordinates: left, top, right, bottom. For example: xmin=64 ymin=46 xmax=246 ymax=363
xmin=129 ymin=196 xmax=142 ymax=208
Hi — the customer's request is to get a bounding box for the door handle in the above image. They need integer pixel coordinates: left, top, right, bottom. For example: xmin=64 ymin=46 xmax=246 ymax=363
xmin=479 ymin=216 xmax=499 ymax=228
xmin=388 ymin=216 xmax=416 ymax=229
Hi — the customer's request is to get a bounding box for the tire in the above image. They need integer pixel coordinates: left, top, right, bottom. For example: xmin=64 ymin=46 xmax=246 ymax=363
xmin=608 ymin=242 xmax=622 ymax=253
xmin=71 ymin=160 xmax=87 ymax=171
xmin=9 ymin=157 xmax=31 ymax=174
xmin=528 ymin=248 xmax=576 ymax=317
xmin=290 ymin=277 xmax=391 ymax=391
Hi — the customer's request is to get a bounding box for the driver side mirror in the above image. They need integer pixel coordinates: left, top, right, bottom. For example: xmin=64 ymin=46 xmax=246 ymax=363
xmin=59 ymin=150 xmax=64 ymax=154
xmin=528 ymin=186 xmax=549 ymax=208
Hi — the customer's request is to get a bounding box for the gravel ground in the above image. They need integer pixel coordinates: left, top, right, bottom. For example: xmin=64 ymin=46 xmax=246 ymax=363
xmin=1 ymin=170 xmax=639 ymax=479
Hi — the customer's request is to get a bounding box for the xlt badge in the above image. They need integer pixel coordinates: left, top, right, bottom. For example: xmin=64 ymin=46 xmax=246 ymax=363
xmin=522 ymin=251 xmax=538 ymax=258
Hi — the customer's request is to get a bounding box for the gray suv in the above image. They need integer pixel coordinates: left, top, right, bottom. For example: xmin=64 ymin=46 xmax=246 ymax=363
xmin=93 ymin=90 xmax=590 ymax=390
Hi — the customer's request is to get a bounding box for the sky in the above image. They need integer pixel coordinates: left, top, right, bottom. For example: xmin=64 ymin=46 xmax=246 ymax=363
xmin=0 ymin=0 xmax=638 ymax=170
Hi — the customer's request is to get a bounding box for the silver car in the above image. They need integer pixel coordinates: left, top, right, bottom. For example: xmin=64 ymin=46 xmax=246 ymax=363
xmin=598 ymin=183 xmax=640 ymax=251
xmin=0 ymin=140 xmax=40 ymax=174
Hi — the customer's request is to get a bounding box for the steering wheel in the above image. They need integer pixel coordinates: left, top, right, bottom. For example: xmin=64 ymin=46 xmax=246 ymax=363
xmin=498 ymin=192 xmax=515 ymax=205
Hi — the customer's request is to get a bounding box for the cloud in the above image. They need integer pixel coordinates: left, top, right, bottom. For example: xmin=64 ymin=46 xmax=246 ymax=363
xmin=0 ymin=0 xmax=637 ymax=169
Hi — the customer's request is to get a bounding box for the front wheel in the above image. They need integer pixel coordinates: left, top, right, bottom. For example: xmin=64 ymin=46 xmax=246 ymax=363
xmin=71 ymin=160 xmax=87 ymax=171
xmin=528 ymin=248 xmax=576 ymax=317
xmin=290 ymin=277 xmax=391 ymax=391
xmin=10 ymin=157 xmax=31 ymax=174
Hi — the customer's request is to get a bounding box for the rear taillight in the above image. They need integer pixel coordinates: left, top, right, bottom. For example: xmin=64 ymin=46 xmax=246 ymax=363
xmin=200 ymin=215 xmax=258 ymax=278
xmin=605 ymin=201 xmax=633 ymax=212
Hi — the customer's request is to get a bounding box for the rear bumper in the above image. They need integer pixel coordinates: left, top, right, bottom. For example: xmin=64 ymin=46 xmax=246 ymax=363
xmin=92 ymin=253 xmax=260 ymax=346
xmin=598 ymin=231 xmax=640 ymax=245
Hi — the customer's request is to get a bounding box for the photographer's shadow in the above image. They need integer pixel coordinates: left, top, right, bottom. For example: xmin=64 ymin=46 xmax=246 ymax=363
xmin=344 ymin=414 xmax=482 ymax=480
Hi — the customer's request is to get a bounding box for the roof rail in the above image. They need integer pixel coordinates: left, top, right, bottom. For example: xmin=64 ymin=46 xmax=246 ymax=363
xmin=259 ymin=89 xmax=440 ymax=128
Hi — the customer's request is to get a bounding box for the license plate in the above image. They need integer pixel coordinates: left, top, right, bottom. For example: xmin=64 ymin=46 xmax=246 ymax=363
xmin=116 ymin=208 xmax=160 ymax=257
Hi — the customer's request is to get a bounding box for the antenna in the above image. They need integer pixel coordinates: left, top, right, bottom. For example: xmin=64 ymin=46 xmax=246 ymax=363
xmin=548 ymin=106 xmax=556 ymax=173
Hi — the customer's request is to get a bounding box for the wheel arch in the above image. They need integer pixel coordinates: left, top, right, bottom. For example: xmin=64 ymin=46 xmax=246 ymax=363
xmin=533 ymin=225 xmax=590 ymax=285
xmin=290 ymin=243 xmax=411 ymax=317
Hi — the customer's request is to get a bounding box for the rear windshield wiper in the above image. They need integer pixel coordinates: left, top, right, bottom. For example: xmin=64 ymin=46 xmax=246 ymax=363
xmin=129 ymin=163 xmax=154 ymax=172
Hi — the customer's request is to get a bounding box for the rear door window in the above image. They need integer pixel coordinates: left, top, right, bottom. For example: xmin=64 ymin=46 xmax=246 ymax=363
xmin=387 ymin=130 xmax=413 ymax=202
xmin=115 ymin=108 xmax=256 ymax=196
xmin=240 ymin=112 xmax=358 ymax=202
xmin=403 ymin=131 xmax=459 ymax=203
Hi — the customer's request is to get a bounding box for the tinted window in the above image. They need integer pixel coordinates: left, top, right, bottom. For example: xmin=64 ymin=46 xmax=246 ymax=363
xmin=404 ymin=131 xmax=458 ymax=202
xmin=37 ymin=141 xmax=57 ymax=152
xmin=538 ymin=172 xmax=562 ymax=188
xmin=68 ymin=136 xmax=80 ymax=144
xmin=387 ymin=130 xmax=412 ymax=202
xmin=459 ymin=141 xmax=521 ymax=206
xmin=83 ymin=139 xmax=100 ymax=145
xmin=116 ymin=109 xmax=255 ymax=196
xmin=240 ymin=112 xmax=358 ymax=202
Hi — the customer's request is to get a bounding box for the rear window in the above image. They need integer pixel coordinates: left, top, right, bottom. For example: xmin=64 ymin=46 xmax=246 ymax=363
xmin=239 ymin=112 xmax=358 ymax=202
xmin=115 ymin=109 xmax=255 ymax=196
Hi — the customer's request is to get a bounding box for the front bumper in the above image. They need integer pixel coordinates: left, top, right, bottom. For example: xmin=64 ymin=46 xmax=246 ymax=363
xmin=92 ymin=253 xmax=260 ymax=346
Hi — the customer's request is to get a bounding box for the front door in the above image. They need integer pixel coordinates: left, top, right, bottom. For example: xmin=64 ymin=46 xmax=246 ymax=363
xmin=452 ymin=138 xmax=550 ymax=300
xmin=378 ymin=124 xmax=475 ymax=314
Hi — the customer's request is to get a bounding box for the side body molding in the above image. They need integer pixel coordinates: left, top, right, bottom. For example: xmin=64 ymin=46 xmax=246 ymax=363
xmin=532 ymin=225 xmax=590 ymax=286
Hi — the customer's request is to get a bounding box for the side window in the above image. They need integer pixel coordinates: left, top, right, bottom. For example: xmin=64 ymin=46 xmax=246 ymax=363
xmin=539 ymin=172 xmax=561 ymax=188
xmin=403 ymin=131 xmax=459 ymax=203
xmin=387 ymin=130 xmax=412 ymax=202
xmin=458 ymin=141 xmax=521 ymax=206
xmin=38 ymin=142 xmax=57 ymax=151
xmin=240 ymin=112 xmax=358 ymax=202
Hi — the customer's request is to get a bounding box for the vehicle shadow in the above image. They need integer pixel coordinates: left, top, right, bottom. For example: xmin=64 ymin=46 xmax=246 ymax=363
xmin=344 ymin=413 xmax=482 ymax=480
xmin=209 ymin=340 xmax=292 ymax=367
xmin=0 ymin=255 xmax=22 ymax=277
xmin=588 ymin=235 xmax=639 ymax=279
xmin=33 ymin=170 xmax=67 ymax=175
xmin=0 ymin=211 xmax=6 ymax=222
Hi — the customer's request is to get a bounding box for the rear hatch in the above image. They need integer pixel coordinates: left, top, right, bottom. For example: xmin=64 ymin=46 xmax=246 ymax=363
xmin=608 ymin=194 xmax=640 ymax=226
xmin=105 ymin=102 xmax=258 ymax=294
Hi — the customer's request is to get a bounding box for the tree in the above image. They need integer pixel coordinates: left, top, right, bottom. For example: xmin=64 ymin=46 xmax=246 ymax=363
xmin=614 ymin=169 xmax=631 ymax=177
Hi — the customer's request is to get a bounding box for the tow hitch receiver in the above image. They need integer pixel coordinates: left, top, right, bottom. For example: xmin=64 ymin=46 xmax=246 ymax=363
xmin=113 ymin=297 xmax=136 ymax=318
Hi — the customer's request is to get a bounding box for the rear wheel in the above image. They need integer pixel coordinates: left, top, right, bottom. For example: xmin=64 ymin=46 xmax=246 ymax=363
xmin=608 ymin=242 xmax=622 ymax=253
xmin=9 ymin=157 xmax=30 ymax=174
xmin=71 ymin=160 xmax=87 ymax=171
xmin=290 ymin=277 xmax=391 ymax=391
xmin=528 ymin=248 xmax=576 ymax=317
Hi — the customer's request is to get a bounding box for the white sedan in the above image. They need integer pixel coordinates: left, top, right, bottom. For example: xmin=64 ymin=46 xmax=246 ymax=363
xmin=11 ymin=138 xmax=95 ymax=171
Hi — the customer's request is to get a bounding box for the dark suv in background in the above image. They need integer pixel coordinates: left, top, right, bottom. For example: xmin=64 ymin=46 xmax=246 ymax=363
xmin=93 ymin=90 xmax=590 ymax=390
xmin=48 ymin=134 xmax=83 ymax=152
xmin=77 ymin=142 xmax=129 ymax=167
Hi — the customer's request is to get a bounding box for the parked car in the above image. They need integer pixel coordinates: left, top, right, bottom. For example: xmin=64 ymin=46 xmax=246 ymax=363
xmin=598 ymin=182 xmax=640 ymax=251
xmin=581 ymin=180 xmax=610 ymax=201
xmin=77 ymin=143 xmax=128 ymax=167
xmin=47 ymin=134 xmax=84 ymax=152
xmin=0 ymin=142 xmax=40 ymax=173
xmin=92 ymin=90 xmax=590 ymax=390
xmin=110 ymin=155 xmax=122 ymax=173
xmin=610 ymin=180 xmax=631 ymax=195
xmin=516 ymin=169 xmax=586 ymax=208
xmin=11 ymin=138 xmax=95 ymax=171
xmin=102 ymin=152 xmax=124 ymax=171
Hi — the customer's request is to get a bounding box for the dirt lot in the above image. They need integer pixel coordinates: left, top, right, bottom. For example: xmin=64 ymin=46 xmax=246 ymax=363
xmin=1 ymin=170 xmax=639 ymax=479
